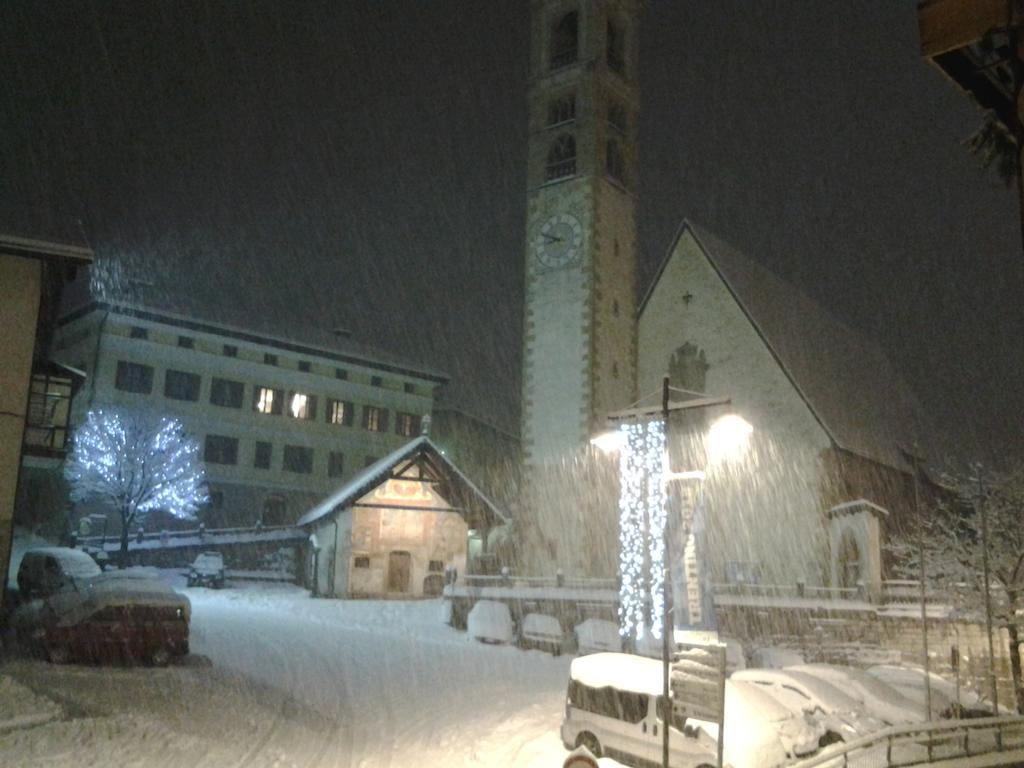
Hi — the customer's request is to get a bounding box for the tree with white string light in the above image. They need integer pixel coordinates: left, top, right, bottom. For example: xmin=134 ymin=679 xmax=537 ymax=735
xmin=65 ymin=408 xmax=208 ymax=567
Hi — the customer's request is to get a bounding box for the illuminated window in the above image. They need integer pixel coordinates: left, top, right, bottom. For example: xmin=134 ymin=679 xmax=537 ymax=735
xmin=254 ymin=386 xmax=283 ymax=415
xmin=395 ymin=412 xmax=421 ymax=437
xmin=362 ymin=405 xmax=388 ymax=433
xmin=327 ymin=398 xmax=353 ymax=426
xmin=289 ymin=392 xmax=316 ymax=420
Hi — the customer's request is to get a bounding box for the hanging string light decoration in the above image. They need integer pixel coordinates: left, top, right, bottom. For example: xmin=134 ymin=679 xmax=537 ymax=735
xmin=617 ymin=418 xmax=666 ymax=639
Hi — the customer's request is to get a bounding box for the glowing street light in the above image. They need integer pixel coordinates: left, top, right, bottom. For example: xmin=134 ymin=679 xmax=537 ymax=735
xmin=707 ymin=413 xmax=753 ymax=465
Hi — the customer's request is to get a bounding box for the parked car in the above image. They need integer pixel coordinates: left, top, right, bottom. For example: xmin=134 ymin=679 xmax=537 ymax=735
xmin=467 ymin=600 xmax=514 ymax=644
xmin=574 ymin=618 xmax=622 ymax=655
xmin=732 ymin=668 xmax=886 ymax=743
xmin=789 ymin=663 xmax=923 ymax=725
xmin=16 ymin=547 xmax=102 ymax=600
xmin=866 ymin=664 xmax=990 ymax=718
xmin=12 ymin=549 xmax=190 ymax=666
xmin=187 ymin=551 xmax=226 ymax=588
xmin=561 ymin=652 xmax=719 ymax=767
xmin=518 ymin=613 xmax=565 ymax=655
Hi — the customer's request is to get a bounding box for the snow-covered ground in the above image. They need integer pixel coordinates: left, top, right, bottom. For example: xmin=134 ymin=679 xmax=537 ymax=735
xmin=0 ymin=577 xmax=590 ymax=767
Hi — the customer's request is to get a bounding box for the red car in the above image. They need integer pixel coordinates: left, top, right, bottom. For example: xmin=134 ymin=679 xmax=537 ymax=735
xmin=13 ymin=548 xmax=190 ymax=666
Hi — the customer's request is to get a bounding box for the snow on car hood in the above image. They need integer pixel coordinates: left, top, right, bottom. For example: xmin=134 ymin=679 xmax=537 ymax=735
xmin=47 ymin=572 xmax=190 ymax=627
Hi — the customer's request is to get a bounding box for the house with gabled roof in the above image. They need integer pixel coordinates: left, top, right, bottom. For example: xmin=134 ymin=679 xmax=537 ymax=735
xmin=637 ymin=220 xmax=944 ymax=602
xmin=298 ymin=435 xmax=508 ymax=599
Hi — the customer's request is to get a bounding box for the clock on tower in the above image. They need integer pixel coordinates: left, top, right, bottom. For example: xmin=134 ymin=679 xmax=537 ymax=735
xmin=519 ymin=0 xmax=640 ymax=576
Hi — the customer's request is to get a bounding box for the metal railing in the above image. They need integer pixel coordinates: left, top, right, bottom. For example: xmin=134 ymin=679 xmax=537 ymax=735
xmin=790 ymin=715 xmax=1024 ymax=768
xmin=457 ymin=573 xmax=617 ymax=591
xmin=710 ymin=579 xmax=962 ymax=607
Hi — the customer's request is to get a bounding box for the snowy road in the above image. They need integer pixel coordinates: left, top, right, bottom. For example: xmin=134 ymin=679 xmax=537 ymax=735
xmin=188 ymin=583 xmax=573 ymax=767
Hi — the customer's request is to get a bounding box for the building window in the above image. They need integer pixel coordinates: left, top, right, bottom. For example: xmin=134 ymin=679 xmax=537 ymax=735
xmin=164 ymin=369 xmax=201 ymax=401
xmin=208 ymin=490 xmax=224 ymax=509
xmin=254 ymin=441 xmax=272 ymax=469
xmin=606 ymin=18 xmax=625 ymax=74
xmin=114 ymin=361 xmax=154 ymax=394
xmin=262 ymin=495 xmax=287 ymax=526
xmin=606 ymin=138 xmax=625 ymax=184
xmin=547 ymin=94 xmax=576 ymax=126
xmin=222 ymin=344 xmax=237 ymax=357
xmin=288 ymin=392 xmax=316 ymax=420
xmin=327 ymin=398 xmax=354 ymax=426
xmin=254 ymin=386 xmax=284 ymax=415
xmin=204 ymin=434 xmax=239 ymax=465
xmin=364 ymin=456 xmax=378 ymax=467
xmin=371 ymin=375 xmax=383 ymax=387
xmin=546 ymin=134 xmax=576 ymax=181
xmin=210 ymin=377 xmax=244 ymax=408
xmin=178 ymin=336 xmax=194 ymax=349
xmin=354 ymin=556 xmax=370 ymax=568
xmin=129 ymin=326 xmax=148 ymax=340
xmin=328 ymin=451 xmax=345 ymax=478
xmin=24 ymin=372 xmax=73 ymax=452
xmin=550 ymin=11 xmax=578 ymax=69
xmin=283 ymin=445 xmax=313 ymax=474
xmin=395 ymin=412 xmax=421 ymax=437
xmin=362 ymin=405 xmax=388 ymax=433
xmin=264 ymin=353 xmax=278 ymax=366
xmin=607 ymin=102 xmax=627 ymax=134
xmin=403 ymin=382 xmax=415 ymax=394
xmin=335 ymin=367 xmax=348 ymax=380
xmin=298 ymin=361 xmax=311 ymax=372
xmin=428 ymin=560 xmax=444 ymax=573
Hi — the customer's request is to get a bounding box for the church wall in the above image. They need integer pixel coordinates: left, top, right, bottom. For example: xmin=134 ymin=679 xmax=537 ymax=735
xmin=637 ymin=230 xmax=834 ymax=586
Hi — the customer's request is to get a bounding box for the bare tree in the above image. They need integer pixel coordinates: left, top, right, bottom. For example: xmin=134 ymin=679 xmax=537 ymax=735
xmin=65 ymin=408 xmax=208 ymax=566
xmin=890 ymin=465 xmax=1024 ymax=713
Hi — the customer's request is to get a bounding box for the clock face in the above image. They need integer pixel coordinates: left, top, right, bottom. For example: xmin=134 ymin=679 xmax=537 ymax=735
xmin=534 ymin=213 xmax=583 ymax=269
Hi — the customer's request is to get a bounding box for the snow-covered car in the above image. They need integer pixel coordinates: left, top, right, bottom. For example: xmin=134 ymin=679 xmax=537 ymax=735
xmin=518 ymin=612 xmax=565 ymax=654
xmin=866 ymin=664 xmax=989 ymax=718
xmin=748 ymin=646 xmax=804 ymax=669
xmin=12 ymin=564 xmax=190 ymax=666
xmin=732 ymin=668 xmax=886 ymax=742
xmin=789 ymin=663 xmax=923 ymax=725
xmin=574 ymin=618 xmax=622 ymax=655
xmin=561 ymin=652 xmax=719 ymax=768
xmin=187 ymin=551 xmax=226 ymax=588
xmin=708 ymin=679 xmax=824 ymax=768
xmin=16 ymin=547 xmax=102 ymax=600
xmin=467 ymin=600 xmax=514 ymax=644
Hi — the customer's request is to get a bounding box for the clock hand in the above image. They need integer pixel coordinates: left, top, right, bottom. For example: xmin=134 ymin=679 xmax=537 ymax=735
xmin=542 ymin=233 xmax=562 ymax=243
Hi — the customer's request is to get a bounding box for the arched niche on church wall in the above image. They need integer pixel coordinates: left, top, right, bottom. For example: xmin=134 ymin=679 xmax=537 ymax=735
xmin=827 ymin=499 xmax=886 ymax=601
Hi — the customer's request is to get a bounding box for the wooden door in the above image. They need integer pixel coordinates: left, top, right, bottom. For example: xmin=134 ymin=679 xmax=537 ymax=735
xmin=387 ymin=551 xmax=411 ymax=593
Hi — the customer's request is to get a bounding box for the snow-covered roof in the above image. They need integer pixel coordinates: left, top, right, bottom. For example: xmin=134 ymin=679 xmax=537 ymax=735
xmin=569 ymin=652 xmax=666 ymax=697
xmin=639 ymin=220 xmax=945 ymax=472
xmin=828 ymin=498 xmax=889 ymax=519
xmin=297 ymin=436 xmax=509 ymax=528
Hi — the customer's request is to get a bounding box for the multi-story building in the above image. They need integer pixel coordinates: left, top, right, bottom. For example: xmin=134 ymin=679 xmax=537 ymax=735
xmin=52 ymin=301 xmax=446 ymax=530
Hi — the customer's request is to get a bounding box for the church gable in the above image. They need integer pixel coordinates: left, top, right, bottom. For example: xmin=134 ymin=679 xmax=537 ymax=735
xmin=637 ymin=224 xmax=832 ymax=453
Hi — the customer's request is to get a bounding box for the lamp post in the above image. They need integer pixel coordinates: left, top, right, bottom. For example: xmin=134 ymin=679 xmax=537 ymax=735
xmin=593 ymin=375 xmax=751 ymax=768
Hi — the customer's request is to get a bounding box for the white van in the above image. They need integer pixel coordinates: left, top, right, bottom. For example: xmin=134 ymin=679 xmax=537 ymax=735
xmin=560 ymin=652 xmax=720 ymax=768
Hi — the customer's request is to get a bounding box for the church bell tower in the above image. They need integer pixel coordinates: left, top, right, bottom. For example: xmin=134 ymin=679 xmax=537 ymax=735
xmin=520 ymin=0 xmax=639 ymax=575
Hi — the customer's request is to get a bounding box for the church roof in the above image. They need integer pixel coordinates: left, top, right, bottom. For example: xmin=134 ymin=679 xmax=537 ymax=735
xmin=639 ymin=220 xmax=943 ymax=473
xmin=297 ymin=435 xmax=509 ymax=529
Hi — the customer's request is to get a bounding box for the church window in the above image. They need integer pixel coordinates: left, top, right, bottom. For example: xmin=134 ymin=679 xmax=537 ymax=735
xmin=607 ymin=102 xmax=627 ymax=134
xmin=546 ymin=134 xmax=576 ymax=181
xmin=606 ymin=18 xmax=625 ymax=74
xmin=605 ymin=138 xmax=625 ymax=184
xmin=547 ymin=95 xmax=576 ymax=127
xmin=550 ymin=11 xmax=578 ymax=69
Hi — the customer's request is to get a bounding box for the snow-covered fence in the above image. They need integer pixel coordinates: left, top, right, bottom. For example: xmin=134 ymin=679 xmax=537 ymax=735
xmin=789 ymin=715 xmax=1024 ymax=768
xmin=77 ymin=524 xmax=304 ymax=552
xmin=712 ymin=579 xmax=956 ymax=607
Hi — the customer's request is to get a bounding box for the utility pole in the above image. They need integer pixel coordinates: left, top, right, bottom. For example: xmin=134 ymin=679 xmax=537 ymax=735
xmin=661 ymin=374 xmax=671 ymax=768
xmin=979 ymin=472 xmax=999 ymax=713
xmin=914 ymin=460 xmax=933 ymax=726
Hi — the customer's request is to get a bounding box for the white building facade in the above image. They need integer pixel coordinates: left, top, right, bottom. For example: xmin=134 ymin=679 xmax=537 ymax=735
xmin=53 ymin=302 xmax=446 ymax=529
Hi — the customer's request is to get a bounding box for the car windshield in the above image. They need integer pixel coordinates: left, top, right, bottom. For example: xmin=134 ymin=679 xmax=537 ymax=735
xmin=1 ymin=3 xmax=1019 ymax=767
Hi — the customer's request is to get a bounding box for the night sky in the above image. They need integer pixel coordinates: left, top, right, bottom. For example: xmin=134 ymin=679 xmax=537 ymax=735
xmin=2 ymin=1 xmax=1022 ymax=462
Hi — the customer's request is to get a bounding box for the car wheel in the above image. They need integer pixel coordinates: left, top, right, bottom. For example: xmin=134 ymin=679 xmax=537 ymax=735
xmin=149 ymin=645 xmax=172 ymax=667
xmin=820 ymin=731 xmax=844 ymax=747
xmin=47 ymin=644 xmax=70 ymax=664
xmin=576 ymin=732 xmax=602 ymax=757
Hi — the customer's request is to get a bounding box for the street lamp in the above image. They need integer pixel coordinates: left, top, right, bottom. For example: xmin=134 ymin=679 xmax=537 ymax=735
xmin=592 ymin=375 xmax=751 ymax=768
